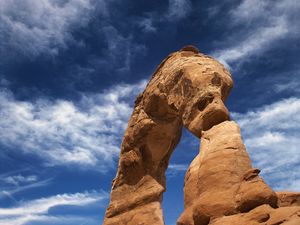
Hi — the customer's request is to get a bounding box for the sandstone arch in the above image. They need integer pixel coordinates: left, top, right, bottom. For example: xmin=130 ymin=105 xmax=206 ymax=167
xmin=103 ymin=46 xmax=233 ymax=224
xmin=103 ymin=46 xmax=300 ymax=225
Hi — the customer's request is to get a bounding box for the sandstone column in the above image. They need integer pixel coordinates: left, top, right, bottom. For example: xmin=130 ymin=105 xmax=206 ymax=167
xmin=177 ymin=121 xmax=278 ymax=225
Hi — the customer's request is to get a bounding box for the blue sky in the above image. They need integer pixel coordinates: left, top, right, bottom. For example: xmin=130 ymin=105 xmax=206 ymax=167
xmin=0 ymin=0 xmax=299 ymax=224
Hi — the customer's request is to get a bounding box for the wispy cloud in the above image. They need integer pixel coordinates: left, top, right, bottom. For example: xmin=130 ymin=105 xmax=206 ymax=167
xmin=232 ymin=97 xmax=300 ymax=191
xmin=132 ymin=0 xmax=193 ymax=35
xmin=214 ymin=18 xmax=288 ymax=67
xmin=0 ymin=80 xmax=147 ymax=170
xmin=102 ymin=25 xmax=147 ymax=72
xmin=273 ymin=69 xmax=300 ymax=94
xmin=0 ymin=190 xmax=107 ymax=225
xmin=137 ymin=17 xmax=157 ymax=33
xmin=168 ymin=164 xmax=188 ymax=171
xmin=0 ymin=0 xmax=97 ymax=58
xmin=2 ymin=175 xmax=37 ymax=186
xmin=212 ymin=0 xmax=300 ymax=68
xmin=0 ymin=169 xmax=50 ymax=201
xmin=0 ymin=178 xmax=52 ymax=200
xmin=166 ymin=164 xmax=188 ymax=178
xmin=167 ymin=0 xmax=192 ymax=20
xmin=0 ymin=215 xmax=99 ymax=225
xmin=0 ymin=0 xmax=149 ymax=77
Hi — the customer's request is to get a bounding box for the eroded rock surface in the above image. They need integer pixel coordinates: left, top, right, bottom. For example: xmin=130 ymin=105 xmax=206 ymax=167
xmin=103 ymin=46 xmax=233 ymax=225
xmin=210 ymin=204 xmax=300 ymax=225
xmin=103 ymin=46 xmax=300 ymax=225
xmin=177 ymin=121 xmax=300 ymax=225
xmin=277 ymin=191 xmax=300 ymax=207
xmin=177 ymin=121 xmax=278 ymax=225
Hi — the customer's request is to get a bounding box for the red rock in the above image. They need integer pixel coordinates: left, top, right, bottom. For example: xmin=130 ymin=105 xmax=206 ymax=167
xmin=103 ymin=46 xmax=299 ymax=225
xmin=277 ymin=191 xmax=300 ymax=207
xmin=103 ymin=46 xmax=233 ymax=225
xmin=177 ymin=121 xmax=277 ymax=225
xmin=210 ymin=204 xmax=300 ymax=225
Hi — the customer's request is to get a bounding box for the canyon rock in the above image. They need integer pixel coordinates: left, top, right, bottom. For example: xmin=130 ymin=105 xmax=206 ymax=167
xmin=177 ymin=121 xmax=278 ymax=225
xmin=277 ymin=191 xmax=300 ymax=207
xmin=210 ymin=204 xmax=300 ymax=225
xmin=103 ymin=46 xmax=299 ymax=225
xmin=103 ymin=46 xmax=233 ymax=225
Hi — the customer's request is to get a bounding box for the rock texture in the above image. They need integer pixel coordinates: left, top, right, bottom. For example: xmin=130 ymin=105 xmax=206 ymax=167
xmin=103 ymin=46 xmax=300 ymax=225
xmin=277 ymin=192 xmax=300 ymax=207
xmin=177 ymin=121 xmax=278 ymax=225
xmin=210 ymin=204 xmax=300 ymax=225
xmin=103 ymin=46 xmax=233 ymax=225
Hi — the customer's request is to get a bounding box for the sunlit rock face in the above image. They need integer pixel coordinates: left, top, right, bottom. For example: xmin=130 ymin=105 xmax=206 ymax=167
xmin=103 ymin=46 xmax=233 ymax=225
xmin=276 ymin=191 xmax=300 ymax=207
xmin=102 ymin=46 xmax=300 ymax=225
xmin=177 ymin=121 xmax=278 ymax=225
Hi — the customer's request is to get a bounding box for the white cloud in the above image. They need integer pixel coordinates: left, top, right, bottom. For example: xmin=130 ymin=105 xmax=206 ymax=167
xmin=244 ymin=132 xmax=286 ymax=148
xmin=102 ymin=26 xmax=147 ymax=72
xmin=2 ymin=175 xmax=37 ymax=186
xmin=212 ymin=0 xmax=300 ymax=67
xmin=0 ymin=215 xmax=99 ymax=225
xmin=0 ymin=173 xmax=46 ymax=201
xmin=0 ymin=0 xmax=96 ymax=57
xmin=137 ymin=17 xmax=157 ymax=33
xmin=167 ymin=0 xmax=192 ymax=20
xmin=230 ymin=0 xmax=268 ymax=22
xmin=232 ymin=97 xmax=300 ymax=191
xmin=0 ymin=80 xmax=147 ymax=170
xmin=168 ymin=164 xmax=188 ymax=171
xmin=274 ymin=69 xmax=300 ymax=94
xmin=275 ymin=82 xmax=300 ymax=93
xmin=0 ymin=179 xmax=52 ymax=200
xmin=214 ymin=18 xmax=288 ymax=67
xmin=0 ymin=190 xmax=106 ymax=225
xmin=0 ymin=0 xmax=147 ymax=72
xmin=0 ymin=191 xmax=102 ymax=215
xmin=137 ymin=0 xmax=193 ymax=30
xmin=166 ymin=164 xmax=188 ymax=178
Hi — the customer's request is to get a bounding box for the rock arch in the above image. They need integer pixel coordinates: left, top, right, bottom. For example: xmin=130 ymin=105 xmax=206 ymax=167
xmin=103 ymin=46 xmax=233 ymax=224
xmin=103 ymin=46 xmax=300 ymax=225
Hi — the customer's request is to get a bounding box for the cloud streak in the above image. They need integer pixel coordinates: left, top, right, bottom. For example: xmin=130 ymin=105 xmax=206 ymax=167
xmin=214 ymin=18 xmax=288 ymax=66
xmin=0 ymin=0 xmax=96 ymax=57
xmin=102 ymin=25 xmax=147 ymax=72
xmin=167 ymin=164 xmax=188 ymax=178
xmin=2 ymin=174 xmax=37 ymax=186
xmin=0 ymin=190 xmax=106 ymax=225
xmin=0 ymin=178 xmax=52 ymax=200
xmin=167 ymin=0 xmax=192 ymax=20
xmin=0 ymin=80 xmax=147 ymax=170
xmin=212 ymin=0 xmax=300 ymax=68
xmin=232 ymin=97 xmax=300 ymax=191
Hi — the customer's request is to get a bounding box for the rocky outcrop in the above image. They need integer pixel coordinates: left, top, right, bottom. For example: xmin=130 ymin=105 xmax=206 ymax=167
xmin=103 ymin=46 xmax=300 ymax=225
xmin=177 ymin=121 xmax=300 ymax=225
xmin=210 ymin=204 xmax=300 ymax=225
xmin=104 ymin=201 xmax=165 ymax=225
xmin=177 ymin=121 xmax=278 ymax=225
xmin=277 ymin=191 xmax=300 ymax=207
xmin=103 ymin=46 xmax=233 ymax=225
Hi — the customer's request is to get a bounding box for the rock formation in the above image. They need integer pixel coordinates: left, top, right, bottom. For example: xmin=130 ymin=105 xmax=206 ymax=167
xmin=209 ymin=204 xmax=300 ymax=225
xmin=103 ymin=46 xmax=233 ymax=225
xmin=103 ymin=46 xmax=300 ymax=225
xmin=177 ymin=121 xmax=278 ymax=225
xmin=277 ymin=192 xmax=300 ymax=207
